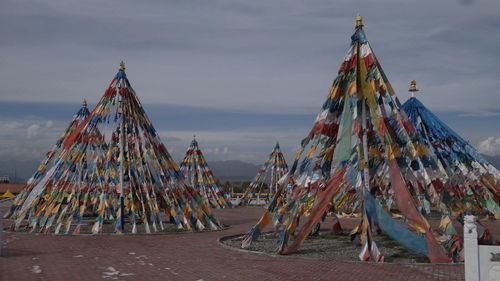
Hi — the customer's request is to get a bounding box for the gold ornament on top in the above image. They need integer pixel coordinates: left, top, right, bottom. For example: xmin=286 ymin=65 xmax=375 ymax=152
xmin=356 ymin=14 xmax=363 ymax=28
xmin=119 ymin=61 xmax=126 ymax=71
xmin=409 ymin=80 xmax=419 ymax=98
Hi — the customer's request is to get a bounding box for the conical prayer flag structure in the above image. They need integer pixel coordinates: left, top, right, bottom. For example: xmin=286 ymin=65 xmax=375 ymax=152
xmin=402 ymin=80 xmax=500 ymax=217
xmin=242 ymin=16 xmax=453 ymax=263
xmin=6 ymin=62 xmax=220 ymax=234
xmin=179 ymin=136 xmax=231 ymax=208
xmin=240 ymin=142 xmax=288 ymax=206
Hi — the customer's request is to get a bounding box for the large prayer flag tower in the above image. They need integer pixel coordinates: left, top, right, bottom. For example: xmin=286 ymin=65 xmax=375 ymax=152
xmin=6 ymin=62 xmax=220 ymax=234
xmin=242 ymin=16 xmax=456 ymax=263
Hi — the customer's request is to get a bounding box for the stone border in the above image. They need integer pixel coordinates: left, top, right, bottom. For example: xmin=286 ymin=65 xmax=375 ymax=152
xmin=217 ymin=233 xmax=464 ymax=266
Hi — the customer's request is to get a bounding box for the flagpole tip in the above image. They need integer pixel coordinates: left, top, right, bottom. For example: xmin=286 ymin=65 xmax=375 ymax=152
xmin=82 ymin=99 xmax=87 ymax=107
xmin=409 ymin=80 xmax=419 ymax=92
xmin=356 ymin=14 xmax=363 ymax=28
xmin=409 ymin=80 xmax=419 ymax=98
xmin=119 ymin=61 xmax=126 ymax=71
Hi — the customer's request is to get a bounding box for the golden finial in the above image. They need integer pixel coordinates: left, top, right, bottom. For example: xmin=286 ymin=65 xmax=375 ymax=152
xmin=119 ymin=61 xmax=126 ymax=71
xmin=82 ymin=99 xmax=87 ymax=107
xmin=356 ymin=14 xmax=363 ymax=28
xmin=409 ymin=80 xmax=419 ymax=98
xmin=409 ymin=80 xmax=419 ymax=92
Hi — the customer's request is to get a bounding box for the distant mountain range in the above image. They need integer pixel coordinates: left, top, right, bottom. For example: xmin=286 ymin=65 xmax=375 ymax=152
xmin=208 ymin=160 xmax=260 ymax=182
xmin=483 ymin=155 xmax=500 ymax=169
xmin=208 ymin=156 xmax=500 ymax=183
xmin=1 ymin=156 xmax=498 ymax=184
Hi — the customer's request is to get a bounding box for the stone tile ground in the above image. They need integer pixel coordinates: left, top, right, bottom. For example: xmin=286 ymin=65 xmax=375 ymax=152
xmin=1 ymin=202 xmax=498 ymax=281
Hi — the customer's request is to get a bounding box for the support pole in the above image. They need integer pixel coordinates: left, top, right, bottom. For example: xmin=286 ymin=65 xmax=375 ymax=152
xmin=118 ymin=67 xmax=126 ymax=233
xmin=361 ymin=99 xmax=370 ymax=196
xmin=356 ymin=15 xmax=375 ymax=261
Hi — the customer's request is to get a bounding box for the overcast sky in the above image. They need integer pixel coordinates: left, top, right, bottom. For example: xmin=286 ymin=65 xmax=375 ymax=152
xmin=1 ymin=0 xmax=499 ymax=179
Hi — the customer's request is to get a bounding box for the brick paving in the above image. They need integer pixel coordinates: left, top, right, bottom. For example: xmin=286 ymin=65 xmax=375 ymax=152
xmin=1 ymin=202 xmax=499 ymax=281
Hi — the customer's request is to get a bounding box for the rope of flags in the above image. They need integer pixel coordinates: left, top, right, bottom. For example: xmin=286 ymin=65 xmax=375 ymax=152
xmin=179 ymin=136 xmax=232 ymax=208
xmin=5 ymin=62 xmax=221 ymax=234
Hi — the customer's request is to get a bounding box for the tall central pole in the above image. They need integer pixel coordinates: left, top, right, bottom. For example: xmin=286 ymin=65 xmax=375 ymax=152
xmin=355 ymin=15 xmax=370 ymax=196
xmin=119 ymin=107 xmax=125 ymax=232
xmin=360 ymin=97 xmax=370 ymax=195
xmin=270 ymin=157 xmax=275 ymax=201
xmin=118 ymin=61 xmax=126 ymax=233
xmin=356 ymin=15 xmax=374 ymax=261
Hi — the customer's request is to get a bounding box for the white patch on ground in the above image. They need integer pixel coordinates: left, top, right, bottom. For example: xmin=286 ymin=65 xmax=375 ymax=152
xmin=102 ymin=266 xmax=119 ymax=277
xmin=128 ymin=252 xmax=135 ymax=255
xmin=31 ymin=257 xmax=39 ymax=260
xmin=30 ymin=265 xmax=42 ymax=274
xmin=2 ymin=235 xmax=18 ymax=245
xmin=135 ymin=255 xmax=149 ymax=266
xmin=101 ymin=266 xmax=134 ymax=279
xmin=164 ymin=267 xmax=179 ymax=275
xmin=73 ymin=255 xmax=84 ymax=258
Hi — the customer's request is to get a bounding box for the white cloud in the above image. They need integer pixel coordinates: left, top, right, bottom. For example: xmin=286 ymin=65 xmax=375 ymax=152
xmin=2 ymin=0 xmax=500 ymax=116
xmin=26 ymin=121 xmax=55 ymax=139
xmin=26 ymin=124 xmax=41 ymax=139
xmin=0 ymin=119 xmax=63 ymax=160
xmin=0 ymin=121 xmax=23 ymax=130
xmin=477 ymin=137 xmax=500 ymax=156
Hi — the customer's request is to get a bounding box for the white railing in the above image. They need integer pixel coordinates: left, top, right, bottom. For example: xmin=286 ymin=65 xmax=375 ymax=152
xmin=464 ymin=215 xmax=500 ymax=281
xmin=0 ymin=175 xmax=10 ymax=183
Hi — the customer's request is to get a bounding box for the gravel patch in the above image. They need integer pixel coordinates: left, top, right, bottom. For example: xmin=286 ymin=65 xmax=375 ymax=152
xmin=222 ymin=230 xmax=430 ymax=264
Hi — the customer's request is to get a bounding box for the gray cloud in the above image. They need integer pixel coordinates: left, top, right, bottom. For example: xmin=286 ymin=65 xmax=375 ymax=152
xmin=1 ymin=0 xmax=500 ymax=179
xmin=1 ymin=0 xmax=499 ymax=114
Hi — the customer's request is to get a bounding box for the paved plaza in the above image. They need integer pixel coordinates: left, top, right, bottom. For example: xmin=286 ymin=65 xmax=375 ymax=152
xmin=1 ymin=202 xmax=499 ymax=281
